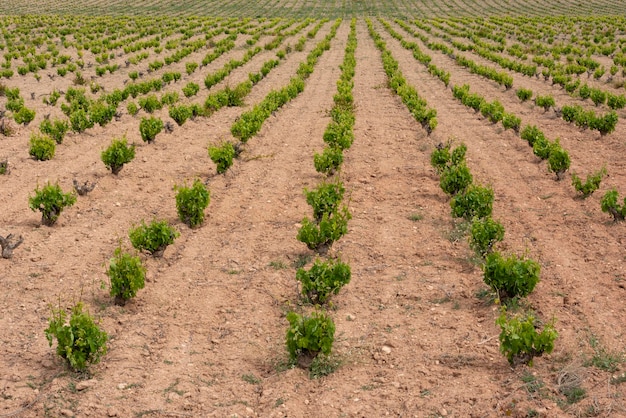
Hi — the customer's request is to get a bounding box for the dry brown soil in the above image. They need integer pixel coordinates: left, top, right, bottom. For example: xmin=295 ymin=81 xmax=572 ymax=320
xmin=1 ymin=19 xmax=626 ymax=417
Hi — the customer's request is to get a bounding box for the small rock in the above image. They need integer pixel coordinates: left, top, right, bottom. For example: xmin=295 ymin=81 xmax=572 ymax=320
xmin=346 ymin=314 xmax=355 ymax=321
xmin=439 ymin=408 xmax=448 ymax=416
xmin=381 ymin=345 xmax=392 ymax=354
xmin=304 ymin=399 xmax=309 ymax=405
xmin=107 ymin=408 xmax=118 ymax=417
xmin=391 ymin=381 xmax=400 ymax=388
xmin=76 ymin=379 xmax=97 ymax=391
xmin=60 ymin=409 xmax=74 ymax=417
xmin=246 ymin=407 xmax=254 ymax=415
xmin=117 ymin=383 xmax=127 ymax=390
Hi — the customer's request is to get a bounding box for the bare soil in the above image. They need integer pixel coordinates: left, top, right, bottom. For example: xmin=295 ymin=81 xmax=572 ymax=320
xmin=1 ymin=18 xmax=626 ymax=418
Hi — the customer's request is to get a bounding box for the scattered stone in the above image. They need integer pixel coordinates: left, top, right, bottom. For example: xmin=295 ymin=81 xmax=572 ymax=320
xmin=107 ymin=408 xmax=118 ymax=417
xmin=60 ymin=409 xmax=74 ymax=417
xmin=76 ymin=379 xmax=97 ymax=391
xmin=381 ymin=345 xmax=392 ymax=354
xmin=439 ymin=408 xmax=448 ymax=416
xmin=117 ymin=383 xmax=127 ymax=390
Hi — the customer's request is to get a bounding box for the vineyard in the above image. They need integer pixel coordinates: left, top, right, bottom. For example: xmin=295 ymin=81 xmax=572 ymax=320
xmin=2 ymin=3 xmax=626 ymax=417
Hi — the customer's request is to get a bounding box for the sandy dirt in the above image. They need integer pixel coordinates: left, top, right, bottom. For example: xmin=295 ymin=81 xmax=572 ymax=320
xmin=1 ymin=18 xmax=626 ymax=418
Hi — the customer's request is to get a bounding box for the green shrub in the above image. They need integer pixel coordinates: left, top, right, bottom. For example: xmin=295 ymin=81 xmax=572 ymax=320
xmin=186 ymin=62 xmax=198 ymax=75
xmin=105 ymin=247 xmax=146 ymax=305
xmin=297 ymin=206 xmax=351 ymax=253
xmin=138 ymin=94 xmax=162 ymax=113
xmin=520 ymin=125 xmax=545 ymax=146
xmin=532 ymin=136 xmax=553 ymax=160
xmin=450 ymin=184 xmax=493 ymax=219
xmin=160 ymin=92 xmax=179 ymax=106
xmin=590 ymin=89 xmax=607 ymax=106
xmin=483 ymin=252 xmax=540 ymax=301
xmin=496 ymin=310 xmax=557 ymax=367
xmin=175 ymin=179 xmax=211 ymax=228
xmin=286 ymin=311 xmax=335 ymax=368
xmin=322 ymin=122 xmax=353 ymax=150
xmin=129 ymin=219 xmax=179 ymax=256
xmin=440 ymin=163 xmax=473 ymax=196
xmin=296 ymin=258 xmax=351 ymax=304
xmin=40 ymin=118 xmax=69 ymax=144
xmin=607 ymin=93 xmax=626 ymax=110
xmin=182 ymin=82 xmax=200 ymax=97
xmin=469 ymin=217 xmax=505 ymax=258
xmin=29 ymin=133 xmax=56 ymax=161
xmin=69 ymin=109 xmax=94 ymax=133
xmin=208 ymin=141 xmax=235 ymax=174
xmin=590 ymin=111 xmax=618 ymax=136
xmin=534 ymin=95 xmax=555 ymax=111
xmin=502 ymin=113 xmax=521 ymax=132
xmin=45 ymin=301 xmax=108 ymax=371
xmin=601 ymin=189 xmax=626 ymax=221
xmin=139 ymin=116 xmax=164 ymax=143
xmin=547 ymin=141 xmax=570 ymax=180
xmin=571 ymin=166 xmax=607 ymax=198
xmin=101 ymin=136 xmax=135 ymax=175
xmin=13 ymin=106 xmax=35 ymax=125
xmin=480 ymin=100 xmax=505 ymax=123
xmin=305 ymin=180 xmax=345 ymax=221
xmin=314 ymin=146 xmax=343 ymax=175
xmin=516 ymin=88 xmax=532 ymax=102
xmin=169 ymin=105 xmax=193 ymax=126
xmin=6 ymin=97 xmax=24 ymax=112
xmin=89 ymin=101 xmax=116 ymax=127
xmin=127 ymin=102 xmax=139 ymax=116
xmin=430 ymin=143 xmax=451 ymax=174
xmin=579 ymin=83 xmax=591 ymax=99
xmin=28 ymin=182 xmax=76 ymax=226
xmin=561 ymin=105 xmax=580 ymax=123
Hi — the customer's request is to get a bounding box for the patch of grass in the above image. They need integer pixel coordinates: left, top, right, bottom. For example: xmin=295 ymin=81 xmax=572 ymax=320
xmin=274 ymin=398 xmax=285 ymax=407
xmin=309 ymin=354 xmax=341 ymax=379
xmin=430 ymin=295 xmax=451 ymax=304
xmin=241 ymin=373 xmax=261 ymax=384
xmin=557 ymin=364 xmax=586 ymax=406
xmin=444 ymin=220 xmax=471 ymax=243
xmin=561 ymin=385 xmax=586 ymax=404
xmin=408 ymin=212 xmax=423 ymax=221
xmin=291 ymin=253 xmax=312 ymax=269
xmin=586 ymin=335 xmax=624 ymax=372
xmin=610 ymin=372 xmax=626 ymax=385
xmin=268 ymin=260 xmax=288 ymax=270
xmin=163 ymin=379 xmax=185 ymax=397
xmin=521 ymin=371 xmax=545 ymax=395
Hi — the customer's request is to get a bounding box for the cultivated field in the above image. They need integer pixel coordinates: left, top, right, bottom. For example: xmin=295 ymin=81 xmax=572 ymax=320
xmin=2 ymin=3 xmax=626 ymax=418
